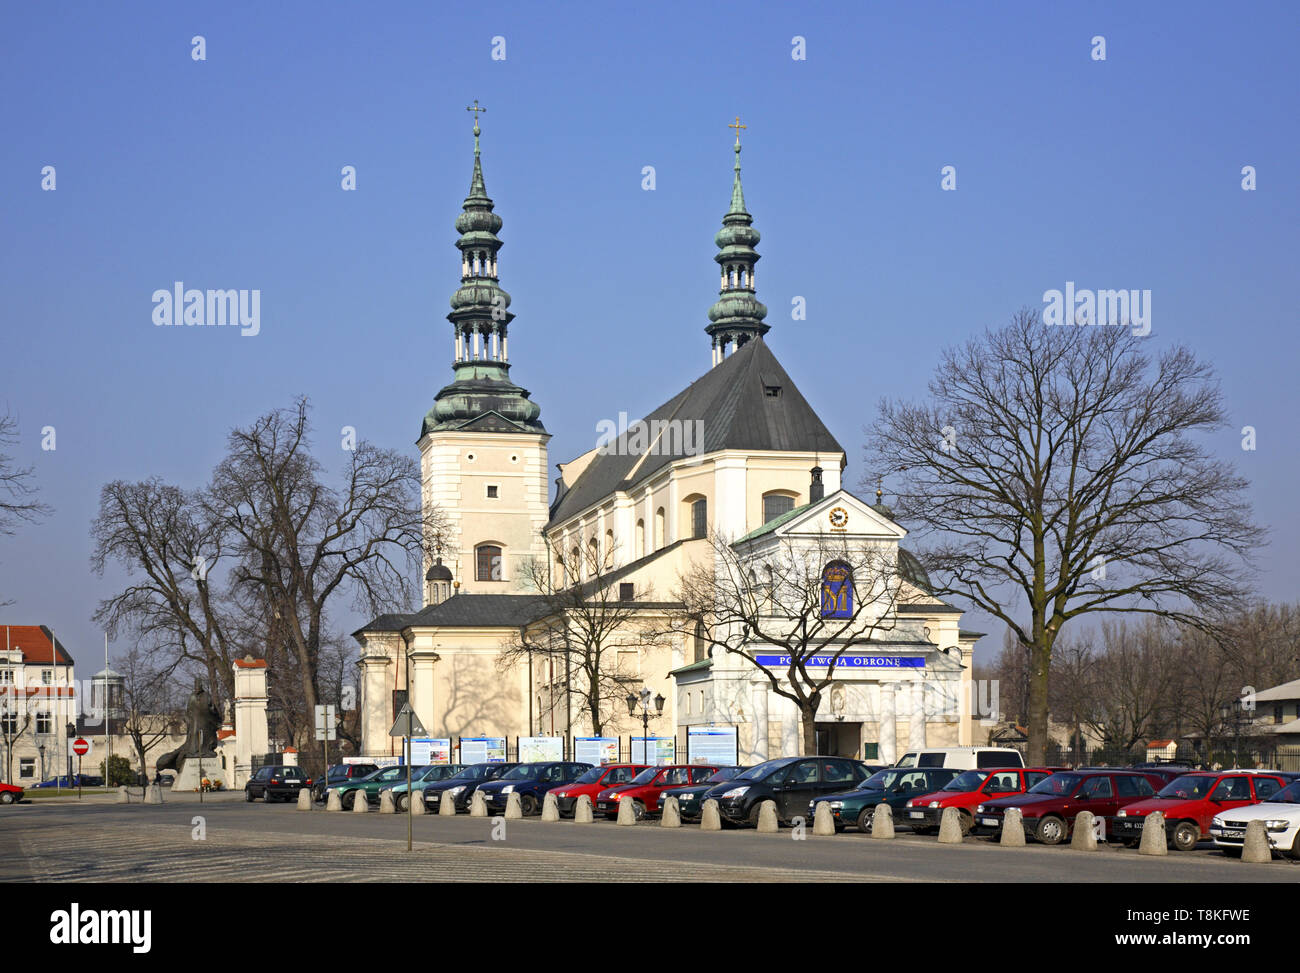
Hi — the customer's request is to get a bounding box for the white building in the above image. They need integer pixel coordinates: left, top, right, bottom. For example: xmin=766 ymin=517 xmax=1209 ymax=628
xmin=0 ymin=625 xmax=77 ymax=784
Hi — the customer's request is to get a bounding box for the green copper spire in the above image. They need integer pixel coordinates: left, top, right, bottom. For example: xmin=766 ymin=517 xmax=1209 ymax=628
xmin=421 ymin=104 xmax=545 ymax=439
xmin=707 ymin=116 xmax=768 ymax=366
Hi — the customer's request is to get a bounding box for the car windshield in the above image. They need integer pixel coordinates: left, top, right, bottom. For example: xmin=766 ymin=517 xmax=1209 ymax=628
xmin=1028 ymin=773 xmax=1081 ymax=796
xmin=448 ymin=765 xmax=489 ymax=781
xmin=738 ymin=760 xmax=791 ymax=782
xmin=706 ymin=767 xmax=742 ymax=783
xmin=629 ymin=767 xmax=661 ymax=785
xmin=502 ymin=763 xmax=546 ymax=781
xmin=861 ymin=769 xmax=897 ymax=790
xmin=941 ymin=770 xmax=990 ymax=791
xmin=1265 ymin=781 xmax=1300 ymax=804
xmin=1155 ymin=775 xmax=1216 ymax=800
xmin=575 ymin=767 xmax=607 ymax=784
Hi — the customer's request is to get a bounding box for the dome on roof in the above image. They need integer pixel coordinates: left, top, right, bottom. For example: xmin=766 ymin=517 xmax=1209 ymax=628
xmin=898 ymin=548 xmax=932 ymax=593
xmin=425 ymin=560 xmax=453 ymax=582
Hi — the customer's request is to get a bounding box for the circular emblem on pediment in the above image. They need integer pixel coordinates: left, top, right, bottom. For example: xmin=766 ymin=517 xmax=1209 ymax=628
xmin=828 ymin=506 xmax=849 ymax=529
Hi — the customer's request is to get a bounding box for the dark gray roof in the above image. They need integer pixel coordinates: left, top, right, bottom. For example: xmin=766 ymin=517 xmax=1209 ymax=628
xmin=353 ymin=595 xmax=551 ymax=636
xmin=549 ymin=338 xmax=843 ymax=524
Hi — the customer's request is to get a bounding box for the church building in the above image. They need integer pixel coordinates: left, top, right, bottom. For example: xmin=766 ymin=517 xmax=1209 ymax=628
xmin=353 ymin=112 xmax=979 ymax=764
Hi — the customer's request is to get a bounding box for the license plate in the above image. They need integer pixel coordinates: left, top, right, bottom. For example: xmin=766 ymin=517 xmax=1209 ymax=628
xmin=909 ymin=811 xmax=925 ymax=818
xmin=1220 ymin=829 xmax=1243 ymax=838
xmin=980 ymin=817 xmax=998 ymax=826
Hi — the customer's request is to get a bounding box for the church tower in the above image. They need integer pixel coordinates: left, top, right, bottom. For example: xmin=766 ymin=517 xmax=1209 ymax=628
xmin=707 ymin=117 xmax=769 ymax=366
xmin=417 ymin=103 xmax=550 ymax=599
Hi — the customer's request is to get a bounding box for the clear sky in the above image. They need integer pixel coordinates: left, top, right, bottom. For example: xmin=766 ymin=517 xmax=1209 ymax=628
xmin=2 ymin=0 xmax=1297 ymax=667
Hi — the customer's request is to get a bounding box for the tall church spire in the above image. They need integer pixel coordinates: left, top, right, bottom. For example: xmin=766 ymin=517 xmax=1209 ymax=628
xmin=707 ymin=116 xmax=769 ymax=367
xmin=420 ymin=104 xmax=544 ymax=438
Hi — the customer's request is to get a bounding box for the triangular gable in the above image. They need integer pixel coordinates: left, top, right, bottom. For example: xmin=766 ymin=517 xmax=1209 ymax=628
xmin=751 ymin=489 xmax=905 ymax=544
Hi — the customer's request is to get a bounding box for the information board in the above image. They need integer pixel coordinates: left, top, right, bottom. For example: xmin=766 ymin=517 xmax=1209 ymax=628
xmin=574 ymin=736 xmax=620 ymax=765
xmin=459 ymin=736 xmax=507 ymax=763
xmin=687 ymin=726 xmax=738 ymax=765
xmin=518 ymin=736 xmax=564 ymax=762
xmin=631 ymin=736 xmax=675 ymax=766
xmin=411 ymin=738 xmax=453 ymax=764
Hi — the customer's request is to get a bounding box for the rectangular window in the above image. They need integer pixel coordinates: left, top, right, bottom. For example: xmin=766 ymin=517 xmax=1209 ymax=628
xmin=485 ymin=484 xmax=499 ymax=499
xmin=36 ymin=711 xmax=51 ymax=735
xmin=0 ymin=711 xmax=16 ymax=735
xmin=20 ymin=758 xmax=34 ymax=778
xmin=0 ymin=669 xmax=11 ymax=684
xmin=41 ymin=670 xmax=52 ymax=685
xmin=1275 ymin=705 xmax=1284 ymax=725
xmin=763 ymin=494 xmax=794 ymax=523
xmin=619 ymin=583 xmax=634 ymax=601
xmin=691 ymin=499 xmax=707 ymax=539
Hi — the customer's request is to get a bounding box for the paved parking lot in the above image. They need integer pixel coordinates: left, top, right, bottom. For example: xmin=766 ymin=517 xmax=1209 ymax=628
xmin=2 ymin=796 xmax=1297 ymax=883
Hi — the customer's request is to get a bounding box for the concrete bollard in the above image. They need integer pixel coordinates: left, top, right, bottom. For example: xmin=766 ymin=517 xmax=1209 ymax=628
xmin=411 ymin=791 xmax=426 ymax=816
xmin=379 ymin=790 xmax=396 ymax=814
xmin=469 ymin=791 xmax=487 ymax=817
xmin=575 ymin=794 xmax=594 ymax=824
xmin=660 ymin=796 xmax=682 ymax=828
xmin=326 ymin=789 xmax=343 ymax=811
xmin=116 ymin=786 xmax=130 ymax=804
xmin=756 ymin=800 xmax=780 ymax=833
xmin=1071 ymin=811 xmax=1098 ymax=851
xmin=700 ymin=798 xmax=722 ymax=831
xmin=870 ymin=803 xmax=894 ymax=839
xmin=616 ymin=795 xmax=637 ymax=826
xmin=505 ymin=792 xmax=523 ymax=819
xmin=1138 ymin=811 xmax=1168 ymax=856
xmin=938 ymin=806 xmax=964 ymax=844
xmin=813 ymin=801 xmax=836 ymax=836
xmin=351 ymin=791 xmax=369 ymax=813
xmin=1001 ymin=807 xmax=1026 ymax=846
xmin=145 ymin=784 xmax=164 ymax=805
xmin=439 ymin=792 xmax=456 ymax=816
xmin=542 ymin=792 xmax=560 ymax=822
xmin=1242 ymin=820 xmax=1273 ymax=863
xmin=297 ymin=788 xmax=312 ymax=811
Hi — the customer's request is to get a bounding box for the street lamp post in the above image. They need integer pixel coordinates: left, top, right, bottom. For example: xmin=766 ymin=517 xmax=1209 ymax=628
xmin=625 ymin=688 xmax=665 ymax=763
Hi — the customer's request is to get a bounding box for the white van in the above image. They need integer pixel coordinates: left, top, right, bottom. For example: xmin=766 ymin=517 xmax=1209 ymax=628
xmin=893 ymin=746 xmax=1024 ymax=770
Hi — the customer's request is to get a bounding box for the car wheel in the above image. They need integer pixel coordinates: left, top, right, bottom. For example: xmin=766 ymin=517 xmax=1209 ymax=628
xmin=1036 ymin=815 xmax=1066 ymax=846
xmin=746 ymin=802 xmax=762 ymax=828
xmin=1172 ymin=821 xmax=1199 ymax=852
xmin=1289 ymin=830 xmax=1300 ymax=862
xmin=0 ymin=791 xmax=14 ymax=805
xmin=245 ymin=788 xmax=254 ymax=802
xmin=857 ymin=807 xmax=873 ymax=834
xmin=520 ymin=794 xmax=539 ymax=816
xmin=265 ymin=790 xmax=275 ymax=803
xmin=343 ymin=791 xmax=355 ymax=810
xmin=397 ymin=793 xmax=408 ymax=812
xmin=958 ymin=810 xmax=973 ymax=837
xmin=632 ymin=800 xmax=647 ymax=822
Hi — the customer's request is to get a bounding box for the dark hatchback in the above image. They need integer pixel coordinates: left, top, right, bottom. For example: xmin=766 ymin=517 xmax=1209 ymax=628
xmin=709 ymin=756 xmax=874 ymax=827
xmin=812 ymin=766 xmax=964 ymax=832
xmin=245 ymin=764 xmax=312 ymax=803
xmin=659 ymin=766 xmax=747 ymax=820
xmin=422 ymin=762 xmax=520 ymax=812
xmin=311 ymin=762 xmax=380 ymax=802
xmin=477 ymin=762 xmax=592 ymax=815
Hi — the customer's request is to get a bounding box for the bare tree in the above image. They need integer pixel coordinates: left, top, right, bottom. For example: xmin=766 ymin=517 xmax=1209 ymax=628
xmin=116 ymin=645 xmax=184 ymax=785
xmin=500 ymin=541 xmax=659 ymax=736
xmin=673 ymin=531 xmax=905 ymax=754
xmin=866 ymin=309 xmax=1263 ymax=763
xmin=0 ymin=410 xmax=52 ymax=605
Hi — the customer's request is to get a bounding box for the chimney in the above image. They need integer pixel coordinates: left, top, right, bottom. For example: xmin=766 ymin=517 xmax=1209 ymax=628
xmin=810 ymin=466 xmax=824 ymax=503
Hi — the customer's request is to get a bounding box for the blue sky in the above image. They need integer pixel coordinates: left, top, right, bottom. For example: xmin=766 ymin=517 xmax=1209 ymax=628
xmin=2 ymin=1 xmax=1297 ymax=666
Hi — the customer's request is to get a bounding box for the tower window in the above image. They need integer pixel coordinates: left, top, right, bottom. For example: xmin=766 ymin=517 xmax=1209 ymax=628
xmin=619 ymin=583 xmax=635 ymax=601
xmin=691 ymin=498 xmax=707 ymax=539
xmin=476 ymin=544 xmax=504 ymax=582
xmin=764 ymin=385 xmax=782 ymax=398
xmin=486 ymin=484 xmax=499 ymax=499
xmin=763 ymin=493 xmax=795 ymax=523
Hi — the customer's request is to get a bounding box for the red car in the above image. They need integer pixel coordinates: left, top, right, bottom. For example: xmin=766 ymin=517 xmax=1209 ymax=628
xmin=0 ymin=782 xmax=23 ymax=805
xmin=546 ymin=764 xmax=650 ymax=817
xmin=903 ymin=767 xmax=1066 ymax=834
xmin=974 ymin=769 xmax=1166 ymax=845
xmin=1110 ymin=771 xmax=1294 ymax=851
xmin=596 ymin=764 xmax=719 ymax=821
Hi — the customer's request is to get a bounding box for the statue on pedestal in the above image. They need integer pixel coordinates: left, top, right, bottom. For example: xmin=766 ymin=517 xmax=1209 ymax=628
xmin=155 ymin=679 xmax=222 ymax=781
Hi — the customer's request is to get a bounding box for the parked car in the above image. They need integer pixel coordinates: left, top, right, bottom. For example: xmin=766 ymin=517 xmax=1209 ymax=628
xmin=903 ymin=767 xmax=1064 ymax=834
xmin=658 ymin=766 xmax=748 ymax=820
xmin=1110 ymin=771 xmax=1292 ymax=851
xmin=477 ymin=762 xmax=592 ymax=815
xmin=894 ymin=747 xmax=1025 ymax=770
xmin=1209 ymin=778 xmax=1300 ymax=859
xmin=31 ymin=773 xmax=104 ymax=788
xmin=547 ymin=764 xmax=650 ymax=817
xmin=708 ymin=756 xmax=874 ymax=827
xmin=245 ymin=765 xmax=312 ymax=803
xmin=974 ymin=769 xmax=1164 ymax=844
xmin=813 ymin=766 xmax=965 ymax=832
xmin=312 ymin=762 xmax=379 ymax=803
xmin=596 ymin=764 xmax=721 ymax=821
xmin=0 ymin=782 xmax=24 ymax=804
xmin=386 ymin=764 xmax=466 ymax=811
xmin=422 ymin=762 xmax=519 ymax=812
xmin=333 ymin=764 xmax=417 ymax=809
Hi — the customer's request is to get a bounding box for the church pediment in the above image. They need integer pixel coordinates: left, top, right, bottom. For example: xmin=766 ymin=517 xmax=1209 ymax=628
xmin=737 ymin=489 xmax=906 ymax=548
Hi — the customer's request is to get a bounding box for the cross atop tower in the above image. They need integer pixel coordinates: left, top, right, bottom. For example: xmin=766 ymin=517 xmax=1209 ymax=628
xmin=728 ymin=115 xmax=746 ymax=147
xmin=466 ymin=99 xmax=486 ymax=133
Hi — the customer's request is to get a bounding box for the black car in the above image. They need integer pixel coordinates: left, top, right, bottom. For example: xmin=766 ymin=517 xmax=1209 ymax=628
xmin=422 ymin=762 xmax=520 ymax=812
xmin=811 ymin=766 xmax=965 ymax=832
xmin=245 ymin=764 xmax=312 ymax=803
xmin=312 ymin=762 xmax=380 ymax=802
xmin=659 ymin=766 xmax=748 ymax=820
xmin=476 ymin=762 xmax=592 ymax=815
xmin=708 ymin=756 xmax=874 ymax=826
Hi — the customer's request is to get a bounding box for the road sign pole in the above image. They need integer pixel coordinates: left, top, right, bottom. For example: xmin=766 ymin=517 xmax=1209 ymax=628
xmin=78 ymin=754 xmax=82 ymax=800
xmin=406 ymin=731 xmax=412 ymax=852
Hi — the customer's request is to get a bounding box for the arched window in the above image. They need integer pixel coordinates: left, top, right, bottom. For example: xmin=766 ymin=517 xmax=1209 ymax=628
xmin=655 ymin=507 xmax=665 ymax=549
xmin=635 ymin=518 xmax=645 ymax=559
xmin=570 ymin=545 xmax=581 ymax=582
xmin=820 ymin=561 xmax=854 ymax=618
xmin=684 ymin=495 xmax=707 ymax=539
xmin=693 ymin=620 xmax=709 ymax=663
xmin=762 ymin=491 xmax=797 ymax=524
xmin=605 ymin=529 xmax=615 ymax=566
xmin=476 ymin=544 xmax=503 ymax=582
xmin=588 ymin=537 xmax=599 ymax=576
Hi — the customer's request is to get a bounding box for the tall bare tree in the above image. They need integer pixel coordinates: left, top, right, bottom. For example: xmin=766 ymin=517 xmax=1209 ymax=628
xmin=116 ymin=645 xmax=184 ymax=785
xmin=674 ymin=531 xmax=904 ymax=754
xmin=866 ymin=309 xmax=1263 ymax=763
xmin=0 ymin=410 xmax=52 ymax=605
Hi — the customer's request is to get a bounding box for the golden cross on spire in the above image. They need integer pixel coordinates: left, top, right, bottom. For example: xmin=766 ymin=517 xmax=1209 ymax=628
xmin=466 ymin=99 xmax=486 ymax=131
xmin=728 ymin=115 xmax=746 ymax=147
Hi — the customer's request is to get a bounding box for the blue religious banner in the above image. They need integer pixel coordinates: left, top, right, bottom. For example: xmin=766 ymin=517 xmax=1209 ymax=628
xmin=821 ymin=562 xmax=853 ymax=618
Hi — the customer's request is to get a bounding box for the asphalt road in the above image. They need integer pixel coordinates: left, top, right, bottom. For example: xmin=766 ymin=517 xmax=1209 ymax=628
xmin=2 ymin=794 xmax=1297 ymax=882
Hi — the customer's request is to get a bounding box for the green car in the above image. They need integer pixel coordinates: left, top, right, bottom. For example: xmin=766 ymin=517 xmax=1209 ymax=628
xmin=386 ymin=764 xmax=467 ymax=811
xmin=334 ymin=765 xmax=420 ymax=809
xmin=809 ymin=767 xmax=964 ymax=833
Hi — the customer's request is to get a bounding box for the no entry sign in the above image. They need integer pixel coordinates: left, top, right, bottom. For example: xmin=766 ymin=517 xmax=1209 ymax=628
xmin=72 ymin=738 xmax=90 ymax=757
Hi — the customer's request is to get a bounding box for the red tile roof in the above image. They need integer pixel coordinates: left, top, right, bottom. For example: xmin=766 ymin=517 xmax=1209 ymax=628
xmin=1146 ymin=739 xmax=1175 ymax=749
xmin=234 ymin=657 xmax=267 ymax=669
xmin=216 ymin=729 xmax=236 ymax=740
xmin=2 ymin=626 xmax=74 ymax=665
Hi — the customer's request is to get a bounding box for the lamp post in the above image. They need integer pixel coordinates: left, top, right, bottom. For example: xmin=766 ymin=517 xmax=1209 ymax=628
xmin=37 ymin=743 xmax=46 ymax=783
xmin=625 ymin=688 xmax=665 ymax=763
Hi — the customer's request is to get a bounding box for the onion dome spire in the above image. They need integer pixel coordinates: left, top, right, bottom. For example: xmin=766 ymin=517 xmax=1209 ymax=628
xmin=707 ymin=116 xmax=769 ymax=367
xmin=420 ymin=102 xmax=544 ymax=439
